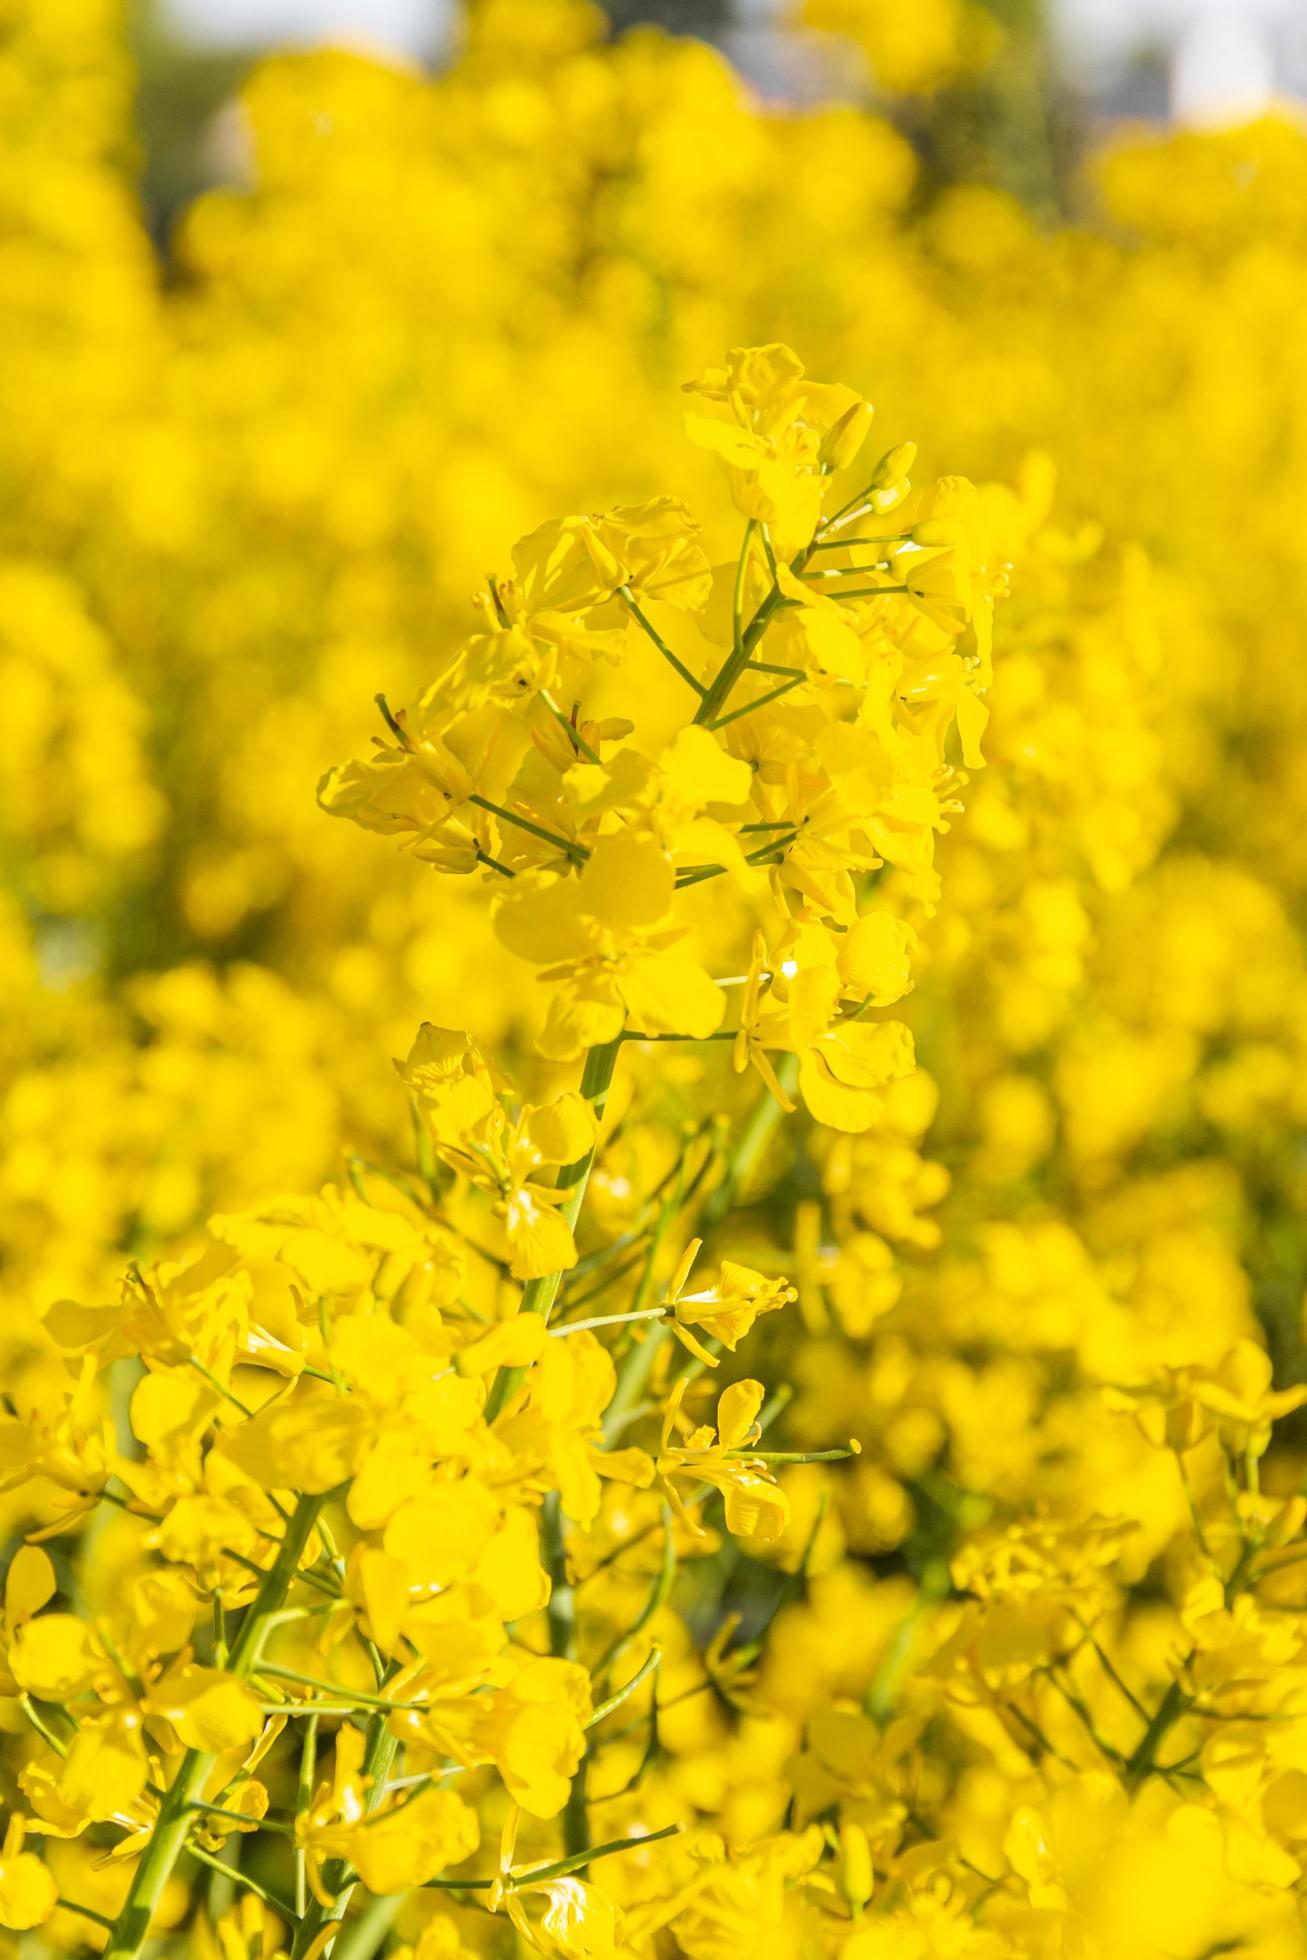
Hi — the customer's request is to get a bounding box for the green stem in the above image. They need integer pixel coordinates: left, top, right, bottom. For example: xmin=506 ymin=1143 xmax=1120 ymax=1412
xmin=289 ymin=1717 xmax=399 ymax=1959
xmin=807 ymin=583 xmax=907 ymax=600
xmin=602 ymin=1061 xmax=795 ymax=1443
xmin=19 ymin=1694 xmax=71 ymax=1757
xmin=484 ymin=1037 xmax=621 ymax=1421
xmin=723 ymin=1446 xmax=856 ymax=1463
xmin=257 ymin=1663 xmax=421 ymax=1711
xmin=542 ymin=1493 xmax=589 ymax=1858
xmin=673 ymin=829 xmax=801 ymax=890
xmin=554 ymin=1250 xmax=648 ymax=1314
xmin=552 ymin=1305 xmax=669 ymax=1338
xmin=696 ymin=524 xmax=769 ymax=725
xmin=1124 ymin=1679 xmax=1188 ymax=1795
xmin=700 ymin=1054 xmax=797 ymax=1231
xmin=601 ymin=1181 xmax=694 ymax=1442
xmin=540 ymin=689 xmax=600 ymax=763
xmin=1075 ymin=1616 xmax=1149 ymax=1723
xmin=618 ymin=1028 xmax=735 ymax=1041
xmin=189 ymin=1845 xmax=298 ymax=1920
xmin=295 ymin=1713 xmax=319 ymax=1919
xmin=468 ymin=793 xmax=587 ymax=864
xmin=327 ymin=1890 xmax=404 ymax=1960
xmin=1046 ymin=1668 xmax=1125 ymax=1768
xmin=732 ymin=522 xmax=754 ymax=654
xmin=476 ymin=847 xmax=515 ymax=879
xmin=710 ymin=675 xmax=804 ymax=729
xmin=810 ymin=531 xmax=909 ymax=549
xmin=56 ymin=1899 xmax=118 ymax=1933
xmin=186 ymin=1798 xmax=293 ymax=1832
xmin=587 ymin=1647 xmax=662 ymax=1728
xmin=420 ymin=1823 xmax=682 ymax=1896
xmin=591 ymin=1511 xmax=676 ymax=1682
xmin=694 ymin=517 xmax=832 ymax=727
xmin=619 ymin=587 xmax=705 ymax=696
xmin=101 ymin=1493 xmax=322 ymax=1960
xmin=519 ymin=1821 xmax=680 ymax=1886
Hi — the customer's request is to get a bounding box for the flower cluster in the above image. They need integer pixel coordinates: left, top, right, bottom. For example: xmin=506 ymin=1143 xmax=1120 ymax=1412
xmin=0 ymin=348 xmax=989 ymax=1957
xmin=320 ymin=341 xmax=996 ymax=1108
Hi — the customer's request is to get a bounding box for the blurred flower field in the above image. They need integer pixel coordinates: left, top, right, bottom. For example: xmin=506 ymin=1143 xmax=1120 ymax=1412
xmin=7 ymin=1 xmax=1307 ymax=1955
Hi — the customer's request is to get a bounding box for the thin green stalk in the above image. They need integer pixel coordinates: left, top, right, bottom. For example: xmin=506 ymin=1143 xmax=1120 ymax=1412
xmin=602 ymin=1067 xmax=794 ymax=1445
xmin=709 ymin=675 xmax=804 ymax=729
xmin=289 ymin=1716 xmax=400 ymax=1959
xmin=555 ymin=1250 xmax=649 ymax=1314
xmin=541 ymin=1493 xmax=589 ymax=1858
xmin=543 ymin=1494 xmax=577 ymax=1677
xmin=619 ymin=586 xmax=706 ymax=696
xmin=484 ymin=1036 xmax=622 ymax=1421
xmin=102 ymin=1493 xmax=322 ymax=1960
xmin=294 ymin=1712 xmax=319 ymax=1918
xmin=19 ymin=1694 xmax=71 ymax=1757
xmin=808 ymin=583 xmax=908 ymax=600
xmin=696 ymin=523 xmax=766 ymax=725
xmin=100 ymin=1485 xmax=314 ymax=1591
xmin=870 ymin=1560 xmax=952 ymax=1716
xmin=810 ymin=531 xmax=909 ymax=549
xmin=723 ymin=1446 xmax=856 ymax=1464
xmin=468 ymin=793 xmax=587 ymax=864
xmin=695 ymin=511 xmax=838 ymax=726
xmin=1124 ymin=1679 xmax=1188 ymax=1794
xmin=592 ymin=1513 xmax=676 ymax=1686
xmin=618 ymin=1028 xmax=735 ymax=1041
xmin=601 ymin=1164 xmax=697 ymax=1442
xmin=520 ymin=1821 xmax=681 ymax=1887
xmin=586 ymin=1647 xmax=661 ymax=1729
xmin=700 ymin=1054 xmax=798 ymax=1232
xmin=420 ymin=1823 xmax=682 ymax=1897
xmin=185 ymin=1798 xmax=293 ymax=1832
xmin=327 ymin=1891 xmax=404 ymax=1960
xmin=1005 ymin=1701 xmax=1077 ymax=1771
xmin=257 ymin=1663 xmax=421 ymax=1712
xmin=732 ymin=521 xmax=754 ymax=652
xmin=189 ymin=1845 xmax=298 ymax=1920
xmin=586 ymin=1674 xmax=661 ymax=1806
xmin=673 ymin=829 xmax=801 ymax=890
xmin=552 ymin=1305 xmax=669 ymax=1338
xmin=56 ymin=1899 xmax=117 ymax=1933
xmin=1046 ymin=1668 xmax=1125 ymax=1768
xmin=540 ymin=689 xmax=600 ymax=763
xmin=1075 ymin=1616 xmax=1149 ymax=1722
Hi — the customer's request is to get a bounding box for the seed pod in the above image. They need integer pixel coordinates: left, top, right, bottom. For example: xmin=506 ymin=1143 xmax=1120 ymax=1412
xmin=820 ymin=400 xmax=875 ymax=473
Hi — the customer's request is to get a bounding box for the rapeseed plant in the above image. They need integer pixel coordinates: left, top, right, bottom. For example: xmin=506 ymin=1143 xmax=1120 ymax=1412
xmin=6 ymin=4 xmax=1307 ymax=1956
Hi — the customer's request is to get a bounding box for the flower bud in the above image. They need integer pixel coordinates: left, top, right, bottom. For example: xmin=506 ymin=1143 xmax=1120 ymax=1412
xmin=869 ymin=440 xmax=916 ymax=491
xmin=837 ymin=1821 xmax=874 ymax=1917
xmin=912 ymin=517 xmax=962 ymax=548
xmin=820 ymin=400 xmax=874 ymax=473
xmin=1264 ymin=1495 xmax=1307 ymax=1548
xmin=870 ymin=482 xmax=911 ymax=513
